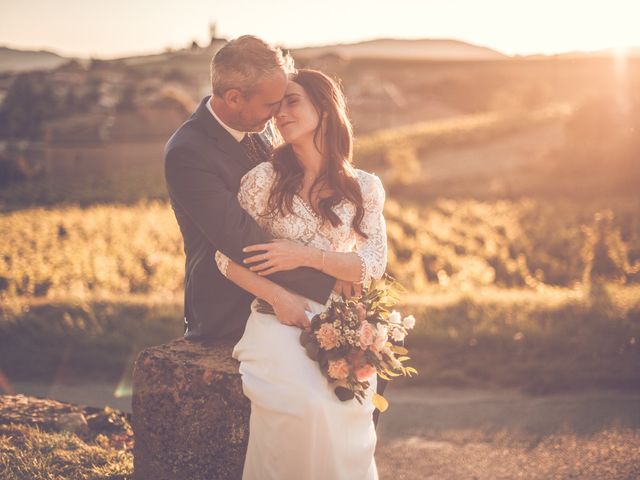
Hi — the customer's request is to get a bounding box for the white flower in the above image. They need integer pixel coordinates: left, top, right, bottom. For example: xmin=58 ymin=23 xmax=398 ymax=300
xmin=402 ymin=315 xmax=416 ymax=329
xmin=391 ymin=327 xmax=405 ymax=342
xmin=387 ymin=310 xmax=401 ymax=324
xmin=373 ymin=323 xmax=388 ymax=351
xmin=390 ymin=355 xmax=402 ymax=369
xmin=375 ymin=322 xmax=388 ymax=339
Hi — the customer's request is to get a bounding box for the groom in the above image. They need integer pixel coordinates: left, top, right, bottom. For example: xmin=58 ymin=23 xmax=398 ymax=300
xmin=164 ymin=35 xmax=388 ymax=427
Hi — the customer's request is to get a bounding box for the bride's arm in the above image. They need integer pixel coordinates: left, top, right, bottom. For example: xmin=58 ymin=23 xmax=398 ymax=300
xmin=242 ymin=239 xmax=362 ymax=282
xmin=215 ymin=251 xmax=285 ymax=307
xmin=310 ymin=173 xmax=388 ymax=284
xmin=215 ymin=251 xmax=312 ymax=328
xmin=308 ymin=250 xmax=365 ymax=283
xmin=244 ymin=173 xmax=388 ymax=285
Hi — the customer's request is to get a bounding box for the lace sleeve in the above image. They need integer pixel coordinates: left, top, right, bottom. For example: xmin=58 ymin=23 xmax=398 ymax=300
xmin=354 ymin=171 xmax=388 ymax=285
xmin=214 ymin=250 xmax=231 ymax=277
xmin=237 ymin=161 xmax=275 ymax=229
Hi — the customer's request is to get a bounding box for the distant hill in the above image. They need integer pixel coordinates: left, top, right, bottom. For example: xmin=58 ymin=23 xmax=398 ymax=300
xmin=522 ymin=47 xmax=640 ymax=60
xmin=0 ymin=46 xmax=69 ymax=73
xmin=560 ymin=47 xmax=640 ymax=59
xmin=292 ymin=38 xmax=508 ymax=61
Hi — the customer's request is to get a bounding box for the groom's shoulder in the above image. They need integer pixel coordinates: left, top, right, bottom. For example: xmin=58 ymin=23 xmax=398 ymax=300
xmin=165 ymin=117 xmax=202 ymax=156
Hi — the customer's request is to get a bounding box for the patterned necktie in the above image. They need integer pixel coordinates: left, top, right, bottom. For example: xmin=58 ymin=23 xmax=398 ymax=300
xmin=241 ymin=133 xmax=269 ymax=165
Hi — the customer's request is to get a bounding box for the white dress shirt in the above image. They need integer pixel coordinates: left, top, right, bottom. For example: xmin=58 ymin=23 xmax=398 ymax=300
xmin=206 ymin=96 xmax=246 ymax=142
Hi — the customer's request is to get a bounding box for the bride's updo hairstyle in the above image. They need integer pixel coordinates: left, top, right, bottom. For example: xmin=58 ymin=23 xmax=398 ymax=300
xmin=266 ymin=69 xmax=368 ymax=238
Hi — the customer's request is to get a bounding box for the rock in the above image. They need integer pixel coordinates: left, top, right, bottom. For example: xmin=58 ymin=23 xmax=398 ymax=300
xmin=132 ymin=338 xmax=249 ymax=480
xmin=0 ymin=394 xmax=133 ymax=448
xmin=0 ymin=394 xmax=83 ymax=430
xmin=54 ymin=411 xmax=89 ymax=436
xmin=86 ymin=406 xmax=131 ymax=434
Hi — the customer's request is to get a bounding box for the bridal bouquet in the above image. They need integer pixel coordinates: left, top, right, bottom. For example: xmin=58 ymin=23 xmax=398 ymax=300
xmin=299 ymin=274 xmax=418 ymax=412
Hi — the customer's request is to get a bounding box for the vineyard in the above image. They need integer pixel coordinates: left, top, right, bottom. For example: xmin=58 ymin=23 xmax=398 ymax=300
xmin=1 ymin=196 xmax=639 ymax=300
xmin=1 ymin=69 xmax=639 ymax=394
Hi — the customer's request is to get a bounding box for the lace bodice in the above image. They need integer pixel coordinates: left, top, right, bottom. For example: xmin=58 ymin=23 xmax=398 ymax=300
xmin=215 ymin=161 xmax=387 ymax=290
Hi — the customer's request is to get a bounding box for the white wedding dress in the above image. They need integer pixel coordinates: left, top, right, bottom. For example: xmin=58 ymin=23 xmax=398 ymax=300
xmin=215 ymin=161 xmax=387 ymax=480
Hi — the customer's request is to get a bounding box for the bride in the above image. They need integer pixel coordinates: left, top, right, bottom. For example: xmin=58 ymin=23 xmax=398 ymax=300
xmin=214 ymin=68 xmax=387 ymax=480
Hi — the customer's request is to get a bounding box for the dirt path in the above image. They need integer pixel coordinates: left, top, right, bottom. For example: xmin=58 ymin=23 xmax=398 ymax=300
xmin=375 ymin=386 xmax=640 ymax=479
xmin=11 ymin=381 xmax=640 ymax=478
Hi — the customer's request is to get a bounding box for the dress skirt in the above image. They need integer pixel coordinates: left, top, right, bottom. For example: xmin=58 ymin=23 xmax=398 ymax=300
xmin=232 ymin=296 xmax=379 ymax=480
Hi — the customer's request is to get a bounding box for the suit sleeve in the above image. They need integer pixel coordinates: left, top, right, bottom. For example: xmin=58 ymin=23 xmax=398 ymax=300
xmin=165 ymin=146 xmax=336 ymax=304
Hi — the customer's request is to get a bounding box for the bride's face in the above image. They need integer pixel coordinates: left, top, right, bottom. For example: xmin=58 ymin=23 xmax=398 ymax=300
xmin=275 ymin=80 xmax=321 ymax=146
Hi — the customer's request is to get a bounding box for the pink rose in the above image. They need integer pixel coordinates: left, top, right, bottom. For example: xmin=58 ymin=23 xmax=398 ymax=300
xmin=355 ymin=363 xmax=377 ymax=382
xmin=358 ymin=321 xmax=376 ymax=350
xmin=315 ymin=323 xmax=339 ymax=350
xmin=328 ymin=358 xmax=350 ymax=380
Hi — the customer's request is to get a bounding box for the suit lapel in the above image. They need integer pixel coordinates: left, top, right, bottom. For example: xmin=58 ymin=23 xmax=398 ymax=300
xmin=191 ymin=96 xmax=255 ymax=170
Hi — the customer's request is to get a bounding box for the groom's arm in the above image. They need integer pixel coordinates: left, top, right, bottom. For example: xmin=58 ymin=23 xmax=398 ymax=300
xmin=165 ymin=145 xmax=336 ymax=304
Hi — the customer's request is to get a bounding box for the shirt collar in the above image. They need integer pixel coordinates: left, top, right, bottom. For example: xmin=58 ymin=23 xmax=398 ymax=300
xmin=206 ymin=96 xmax=246 ymax=142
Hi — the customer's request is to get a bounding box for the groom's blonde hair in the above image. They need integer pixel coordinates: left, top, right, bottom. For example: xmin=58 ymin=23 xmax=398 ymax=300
xmin=210 ymin=35 xmax=296 ymax=97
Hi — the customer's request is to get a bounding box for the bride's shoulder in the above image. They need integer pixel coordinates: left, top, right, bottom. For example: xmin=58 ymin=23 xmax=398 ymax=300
xmin=241 ymin=161 xmax=276 ymax=187
xmin=354 ymin=168 xmax=385 ymax=201
xmin=248 ymin=160 xmax=276 ymax=177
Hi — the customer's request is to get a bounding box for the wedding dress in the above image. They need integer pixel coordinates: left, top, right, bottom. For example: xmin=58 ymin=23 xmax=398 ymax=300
xmin=215 ymin=161 xmax=387 ymax=480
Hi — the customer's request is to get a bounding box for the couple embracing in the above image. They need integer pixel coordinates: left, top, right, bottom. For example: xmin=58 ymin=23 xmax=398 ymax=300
xmin=165 ymin=35 xmax=388 ymax=480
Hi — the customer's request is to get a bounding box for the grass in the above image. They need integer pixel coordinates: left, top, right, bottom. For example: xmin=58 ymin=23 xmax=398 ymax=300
xmin=1 ymin=283 xmax=638 ymax=394
xmin=397 ymin=283 xmax=640 ymax=393
xmin=355 ymin=102 xmax=572 ymax=172
xmin=0 ymin=295 xmax=182 ymax=381
xmin=0 ymin=423 xmax=132 ymax=480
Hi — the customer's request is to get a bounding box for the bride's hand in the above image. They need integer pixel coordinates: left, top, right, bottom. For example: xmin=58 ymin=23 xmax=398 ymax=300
xmin=243 ymin=239 xmax=312 ymax=275
xmin=333 ymin=279 xmax=362 ymax=299
xmin=272 ymin=290 xmax=312 ymax=330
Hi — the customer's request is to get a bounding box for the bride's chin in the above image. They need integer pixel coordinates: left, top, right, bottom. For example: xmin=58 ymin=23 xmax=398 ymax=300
xmin=280 ymin=133 xmax=298 ymax=145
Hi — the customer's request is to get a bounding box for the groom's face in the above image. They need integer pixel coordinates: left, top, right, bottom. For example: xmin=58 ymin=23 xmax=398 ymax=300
xmin=236 ymin=71 xmax=287 ymax=132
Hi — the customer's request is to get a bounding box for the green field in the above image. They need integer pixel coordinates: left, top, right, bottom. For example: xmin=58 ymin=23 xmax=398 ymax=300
xmin=1 ymin=195 xmax=638 ymax=298
xmin=1 ymin=283 xmax=639 ymax=394
xmin=1 ymin=89 xmax=639 ymax=395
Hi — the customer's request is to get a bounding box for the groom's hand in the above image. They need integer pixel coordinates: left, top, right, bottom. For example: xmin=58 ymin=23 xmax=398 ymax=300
xmin=333 ymin=279 xmax=362 ymax=299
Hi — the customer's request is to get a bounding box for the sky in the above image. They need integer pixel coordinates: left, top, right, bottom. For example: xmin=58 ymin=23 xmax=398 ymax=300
xmin=2 ymin=0 xmax=640 ymax=59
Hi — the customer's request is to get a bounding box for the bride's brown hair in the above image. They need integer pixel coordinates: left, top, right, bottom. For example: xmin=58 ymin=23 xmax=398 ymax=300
xmin=265 ymin=69 xmax=368 ymax=238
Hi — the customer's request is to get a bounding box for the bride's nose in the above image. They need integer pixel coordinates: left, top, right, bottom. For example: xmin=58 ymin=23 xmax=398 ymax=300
xmin=276 ymin=109 xmax=288 ymax=124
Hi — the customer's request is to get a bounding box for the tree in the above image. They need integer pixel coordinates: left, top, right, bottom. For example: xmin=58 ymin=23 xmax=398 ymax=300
xmin=0 ymin=74 xmax=47 ymax=139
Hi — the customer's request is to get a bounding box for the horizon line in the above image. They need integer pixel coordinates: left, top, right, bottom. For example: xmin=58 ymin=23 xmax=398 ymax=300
xmin=2 ymin=36 xmax=639 ymax=62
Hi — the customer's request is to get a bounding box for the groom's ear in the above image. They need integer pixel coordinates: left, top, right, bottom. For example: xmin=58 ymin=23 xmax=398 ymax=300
xmin=223 ymin=89 xmax=243 ymax=110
